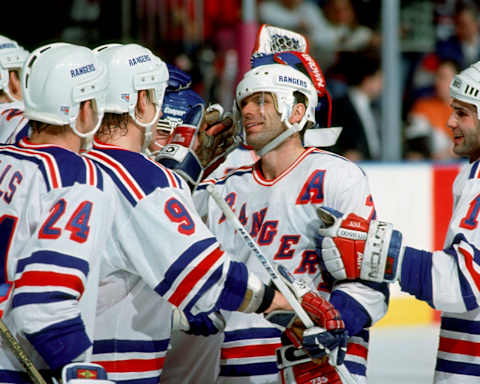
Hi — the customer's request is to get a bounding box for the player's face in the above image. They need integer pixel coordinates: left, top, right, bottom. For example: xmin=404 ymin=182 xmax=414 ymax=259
xmin=448 ymin=99 xmax=480 ymax=161
xmin=239 ymin=92 xmax=284 ymax=151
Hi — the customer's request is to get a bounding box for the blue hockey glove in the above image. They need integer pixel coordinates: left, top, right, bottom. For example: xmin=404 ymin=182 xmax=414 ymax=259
xmin=166 ymin=63 xmax=191 ymax=91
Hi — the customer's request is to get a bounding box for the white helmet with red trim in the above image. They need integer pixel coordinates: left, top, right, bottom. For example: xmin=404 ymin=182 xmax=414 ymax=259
xmin=450 ymin=61 xmax=480 ymax=118
xmin=22 ymin=43 xmax=107 ymax=138
xmin=235 ymin=63 xmax=318 ymax=155
xmin=94 ymin=43 xmax=169 ymax=151
xmin=0 ymin=35 xmax=29 ymax=101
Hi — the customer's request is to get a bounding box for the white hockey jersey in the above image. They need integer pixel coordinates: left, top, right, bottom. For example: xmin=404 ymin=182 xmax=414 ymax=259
xmin=0 ymin=101 xmax=29 ymax=144
xmin=195 ymin=147 xmax=388 ymax=381
xmin=0 ymin=138 xmax=112 ymax=383
xmin=400 ymin=159 xmax=480 ymax=383
xmin=84 ymin=139 xmax=257 ymax=383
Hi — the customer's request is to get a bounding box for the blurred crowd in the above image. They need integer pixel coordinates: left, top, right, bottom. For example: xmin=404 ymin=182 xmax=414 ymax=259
xmin=4 ymin=0 xmax=480 ymax=162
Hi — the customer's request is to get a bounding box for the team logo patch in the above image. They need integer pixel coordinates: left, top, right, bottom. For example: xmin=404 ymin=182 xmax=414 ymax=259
xmin=60 ymin=106 xmax=70 ymax=114
xmin=121 ymin=93 xmax=130 ymax=102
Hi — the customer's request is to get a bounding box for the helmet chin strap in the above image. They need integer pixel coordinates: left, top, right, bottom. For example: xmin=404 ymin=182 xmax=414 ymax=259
xmin=255 ymin=109 xmax=306 ymax=156
xmin=255 ymin=121 xmax=300 ymax=156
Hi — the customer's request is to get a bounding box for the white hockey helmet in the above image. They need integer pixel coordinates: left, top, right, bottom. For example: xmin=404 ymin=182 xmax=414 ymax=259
xmin=22 ymin=43 xmax=107 ymax=138
xmin=235 ymin=63 xmax=318 ymax=155
xmin=0 ymin=35 xmax=29 ymax=101
xmin=94 ymin=43 xmax=169 ymax=151
xmin=450 ymin=61 xmax=480 ymax=119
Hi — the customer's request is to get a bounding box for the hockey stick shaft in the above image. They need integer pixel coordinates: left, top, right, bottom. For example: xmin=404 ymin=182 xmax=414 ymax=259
xmin=207 ymin=185 xmax=313 ymax=326
xmin=206 ymin=185 xmax=357 ymax=384
xmin=0 ymin=317 xmax=48 ymax=384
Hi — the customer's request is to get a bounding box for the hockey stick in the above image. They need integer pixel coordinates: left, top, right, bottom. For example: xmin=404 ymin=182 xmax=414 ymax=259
xmin=0 ymin=317 xmax=48 ymax=384
xmin=206 ymin=185 xmax=357 ymax=384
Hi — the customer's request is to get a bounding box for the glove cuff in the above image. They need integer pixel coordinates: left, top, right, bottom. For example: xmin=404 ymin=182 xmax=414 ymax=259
xmin=361 ymin=221 xmax=404 ymax=283
xmin=155 ymin=144 xmax=203 ymax=188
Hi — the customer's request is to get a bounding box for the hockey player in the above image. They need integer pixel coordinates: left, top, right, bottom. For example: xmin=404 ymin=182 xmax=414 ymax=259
xmin=0 ymin=42 xmax=116 ymax=383
xmin=0 ymin=35 xmax=29 ymax=143
xmin=85 ymin=43 xmax=345 ymax=384
xmin=315 ymin=61 xmax=480 ymax=383
xmin=158 ymin=54 xmax=389 ymax=383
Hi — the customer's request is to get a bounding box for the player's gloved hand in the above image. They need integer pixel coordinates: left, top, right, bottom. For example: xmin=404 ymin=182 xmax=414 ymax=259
xmin=281 ymin=297 xmax=347 ymax=366
xmin=315 ymin=207 xmax=404 ymax=283
xmin=155 ymin=103 xmax=240 ymax=187
xmin=184 ymin=310 xmax=226 ymax=336
xmin=276 ymin=346 xmax=342 ymax=384
xmin=264 ymin=265 xmax=346 ymax=366
xmin=170 ymin=307 xmax=225 ymax=336
xmin=193 ymin=104 xmax=240 ymax=178
xmin=56 ymin=362 xmax=114 ymax=383
xmin=166 ymin=63 xmax=192 ymax=91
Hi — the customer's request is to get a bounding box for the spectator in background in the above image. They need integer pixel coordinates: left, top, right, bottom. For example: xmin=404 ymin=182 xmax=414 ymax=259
xmin=321 ymin=0 xmax=380 ymax=66
xmin=436 ymin=3 xmax=480 ymax=69
xmin=258 ymin=0 xmax=378 ymax=71
xmin=405 ymin=58 xmax=459 ymax=161
xmin=330 ymin=50 xmax=383 ymax=161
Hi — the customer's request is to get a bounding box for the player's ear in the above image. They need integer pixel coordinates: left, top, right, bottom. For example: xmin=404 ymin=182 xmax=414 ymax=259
xmin=8 ymin=71 xmax=21 ymax=101
xmin=136 ymin=90 xmax=149 ymax=115
xmin=289 ymin=102 xmax=306 ymax=124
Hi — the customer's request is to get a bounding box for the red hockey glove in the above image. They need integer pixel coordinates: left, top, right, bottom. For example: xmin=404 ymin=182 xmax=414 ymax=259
xmin=283 ymin=291 xmax=347 ymax=366
xmin=315 ymin=207 xmax=404 ymax=283
xmin=276 ymin=346 xmax=342 ymax=384
xmin=264 ymin=265 xmax=346 ymax=366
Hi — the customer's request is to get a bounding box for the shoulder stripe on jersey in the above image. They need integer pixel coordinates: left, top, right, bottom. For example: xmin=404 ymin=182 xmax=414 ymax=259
xmin=469 ymin=160 xmax=480 ymax=179
xmin=162 ymin=164 xmax=178 ymax=188
xmin=86 ymin=150 xmax=146 ymax=202
xmin=198 ymin=166 xmax=253 ymax=189
xmin=0 ymin=144 xmax=61 ymax=190
xmin=144 ymin=155 xmax=181 ymax=189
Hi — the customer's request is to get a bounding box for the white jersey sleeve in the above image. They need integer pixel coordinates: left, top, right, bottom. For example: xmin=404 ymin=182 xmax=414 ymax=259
xmin=401 ymin=160 xmax=480 ymax=312
xmin=86 ymin=144 xmax=252 ymax=317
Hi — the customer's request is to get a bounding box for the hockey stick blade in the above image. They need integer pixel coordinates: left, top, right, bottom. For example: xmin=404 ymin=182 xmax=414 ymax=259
xmin=206 ymin=184 xmax=357 ymax=384
xmin=0 ymin=317 xmax=48 ymax=384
